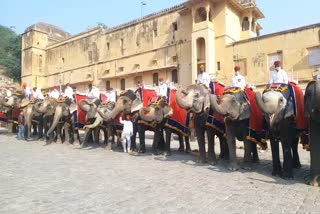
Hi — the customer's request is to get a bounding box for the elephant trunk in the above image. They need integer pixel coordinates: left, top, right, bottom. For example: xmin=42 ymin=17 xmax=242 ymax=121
xmin=47 ymin=105 xmax=63 ymax=135
xmin=139 ymin=107 xmax=156 ymax=122
xmin=78 ymin=99 xmax=91 ymax=112
xmin=210 ymin=95 xmax=227 ymax=116
xmin=175 ymin=89 xmax=192 ymax=110
xmin=84 ymin=114 xmax=102 ymax=129
xmin=254 ymin=92 xmax=269 ymax=114
xmin=98 ymin=105 xmax=123 ymax=121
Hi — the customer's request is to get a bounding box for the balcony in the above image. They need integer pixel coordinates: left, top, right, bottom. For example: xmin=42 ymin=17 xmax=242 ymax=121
xmin=238 ymin=0 xmax=256 ymax=8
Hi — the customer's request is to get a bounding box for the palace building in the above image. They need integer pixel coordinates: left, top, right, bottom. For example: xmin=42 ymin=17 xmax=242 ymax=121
xmin=21 ymin=0 xmax=320 ymax=92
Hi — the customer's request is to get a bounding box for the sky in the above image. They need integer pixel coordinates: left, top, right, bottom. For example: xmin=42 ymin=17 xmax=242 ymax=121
xmin=1 ymin=0 xmax=320 ymax=36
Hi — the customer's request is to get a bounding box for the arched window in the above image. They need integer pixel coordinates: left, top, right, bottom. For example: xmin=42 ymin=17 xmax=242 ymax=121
xmin=172 ymin=69 xmax=178 ymax=83
xmin=120 ymin=79 xmax=125 ymax=90
xmin=251 ymin=18 xmax=256 ymax=32
xmin=242 ymin=17 xmax=250 ymax=31
xmin=195 ymin=7 xmax=207 ymax=23
xmin=153 ymin=73 xmax=159 ymax=86
xmin=106 ymin=81 xmax=110 ymax=90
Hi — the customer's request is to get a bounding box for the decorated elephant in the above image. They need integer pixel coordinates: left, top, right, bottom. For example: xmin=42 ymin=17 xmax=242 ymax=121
xmin=210 ymin=86 xmax=265 ymax=170
xmin=81 ymin=99 xmax=116 ymax=149
xmin=46 ymin=99 xmax=77 ymax=144
xmin=175 ymin=83 xmax=226 ymax=164
xmin=255 ymin=83 xmax=304 ymax=179
xmin=304 ymin=80 xmax=320 ymax=186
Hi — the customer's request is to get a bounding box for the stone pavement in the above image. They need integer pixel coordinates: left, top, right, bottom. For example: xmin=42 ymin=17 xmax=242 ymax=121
xmin=0 ymin=128 xmax=320 ymax=214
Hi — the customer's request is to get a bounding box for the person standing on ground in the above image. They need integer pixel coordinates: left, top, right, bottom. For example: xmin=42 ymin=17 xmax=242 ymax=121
xmin=119 ymin=114 xmax=133 ymax=153
xmin=17 ymin=111 xmax=25 ymax=141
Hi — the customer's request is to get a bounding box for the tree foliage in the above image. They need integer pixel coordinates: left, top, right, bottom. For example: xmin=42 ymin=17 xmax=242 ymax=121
xmin=0 ymin=25 xmax=21 ymax=82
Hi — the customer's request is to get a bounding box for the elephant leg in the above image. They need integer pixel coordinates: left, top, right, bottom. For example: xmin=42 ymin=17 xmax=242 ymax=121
xmin=82 ymin=128 xmax=93 ymax=147
xmin=130 ymin=123 xmax=138 ymax=151
xmin=178 ymin=133 xmax=184 ymax=152
xmin=138 ymin=124 xmax=146 ymax=153
xmin=32 ymin=122 xmax=38 ymax=135
xmin=291 ymin=136 xmax=301 ymax=169
xmin=219 ymin=135 xmax=229 ymax=160
xmin=270 ymin=137 xmax=282 ymax=177
xmin=207 ymin=128 xmax=217 ymax=165
xmin=164 ymin=128 xmax=172 ymax=156
xmin=73 ymin=129 xmax=81 ymax=145
xmin=152 ymin=129 xmax=161 ymax=155
xmin=226 ymin=126 xmax=238 ymax=171
xmin=63 ymin=122 xmax=71 ymax=145
xmin=194 ymin=114 xmax=207 ymax=163
xmin=56 ymin=123 xmax=63 ymax=144
xmin=308 ymin=119 xmax=320 ymax=186
xmin=93 ymin=127 xmax=100 ymax=145
xmin=251 ymin=142 xmax=259 ymax=163
xmin=37 ymin=120 xmax=44 ymax=140
xmin=185 ymin=135 xmax=191 ymax=153
xmin=280 ymin=120 xmax=294 ymax=179
xmin=242 ymin=140 xmax=253 ymax=170
xmin=105 ymin=127 xmax=113 ymax=150
xmin=158 ymin=128 xmax=165 ymax=151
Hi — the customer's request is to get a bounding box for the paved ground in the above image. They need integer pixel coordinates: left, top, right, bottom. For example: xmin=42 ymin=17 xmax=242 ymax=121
xmin=0 ymin=128 xmax=320 ymax=214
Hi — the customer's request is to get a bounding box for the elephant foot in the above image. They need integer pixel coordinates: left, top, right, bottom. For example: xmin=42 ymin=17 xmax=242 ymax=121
xmin=208 ymin=159 xmax=217 ymax=166
xmin=196 ymin=158 xmax=207 ymax=164
xmin=64 ymin=141 xmax=71 ymax=145
xmin=56 ymin=140 xmax=62 ymax=144
xmin=281 ymin=172 xmax=294 ymax=180
xmin=185 ymin=147 xmax=191 ymax=154
xmin=105 ymin=143 xmax=112 ymax=150
xmin=138 ymin=148 xmax=146 ymax=153
xmin=252 ymin=156 xmax=260 ymax=164
xmin=81 ymin=143 xmax=88 ymax=148
xmin=178 ymin=147 xmax=184 ymax=152
xmin=152 ymin=150 xmax=159 ymax=156
xmin=73 ymin=141 xmax=81 ymax=146
xmin=164 ymin=151 xmax=171 ymax=157
xmin=242 ymin=163 xmax=253 ymax=171
xmin=228 ymin=163 xmax=239 ymax=171
xmin=307 ymin=175 xmax=320 ymax=187
xmin=272 ymin=169 xmax=283 ymax=177
xmin=293 ymin=161 xmax=302 ymax=169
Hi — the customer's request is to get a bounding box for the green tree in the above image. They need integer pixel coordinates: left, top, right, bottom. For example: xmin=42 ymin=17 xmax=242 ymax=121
xmin=0 ymin=25 xmax=21 ymax=82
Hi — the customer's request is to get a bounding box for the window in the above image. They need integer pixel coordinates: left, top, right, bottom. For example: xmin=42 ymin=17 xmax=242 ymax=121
xmin=118 ymin=66 xmax=124 ymax=73
xmin=217 ymin=61 xmax=221 ymax=71
xmin=251 ymin=18 xmax=256 ymax=32
xmin=242 ymin=17 xmax=250 ymax=31
xmin=134 ymin=76 xmax=142 ymax=86
xmin=172 ymin=69 xmax=178 ymax=83
xmin=172 ymin=22 xmax=178 ymax=31
xmin=195 ymin=7 xmax=207 ymax=23
xmin=120 ymin=79 xmax=125 ymax=90
xmin=39 ymin=55 xmax=43 ymax=73
xmin=153 ymin=73 xmax=159 ymax=86
xmin=268 ymin=52 xmax=282 ymax=68
xmin=106 ymin=81 xmax=110 ymax=90
xmin=172 ymin=55 xmax=177 ymax=63
xmin=88 ymin=51 xmax=92 ymax=64
xmin=103 ymin=69 xmax=110 ymax=75
xmin=308 ymin=47 xmax=320 ymax=66
xmin=234 ymin=58 xmax=247 ymax=76
xmin=120 ymin=39 xmax=124 ymax=55
xmin=107 ymin=42 xmax=110 ymax=50
xmin=62 ymin=57 xmax=65 ymax=64
xmin=153 ymin=29 xmax=158 ymax=37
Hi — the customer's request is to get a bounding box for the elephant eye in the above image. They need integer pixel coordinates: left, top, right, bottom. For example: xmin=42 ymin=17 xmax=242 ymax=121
xmin=279 ymin=98 xmax=284 ymax=103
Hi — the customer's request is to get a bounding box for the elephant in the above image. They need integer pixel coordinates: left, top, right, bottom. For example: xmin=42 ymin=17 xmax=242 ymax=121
xmin=46 ymin=99 xmax=77 ymax=144
xmin=97 ymin=89 xmax=143 ymax=150
xmin=304 ymin=80 xmax=320 ymax=186
xmin=139 ymin=96 xmax=191 ymax=156
xmin=81 ymin=99 xmax=116 ymax=149
xmin=210 ymin=87 xmax=260 ymax=171
xmin=175 ymin=84 xmax=222 ymax=164
xmin=255 ymin=83 xmax=301 ymax=179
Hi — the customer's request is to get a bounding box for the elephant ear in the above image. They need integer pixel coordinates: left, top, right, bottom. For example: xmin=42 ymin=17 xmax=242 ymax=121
xmin=131 ymin=91 xmax=142 ymax=113
xmin=284 ymin=100 xmax=294 ymax=118
xmin=238 ymin=102 xmax=250 ymax=121
xmin=203 ymin=94 xmax=210 ymax=111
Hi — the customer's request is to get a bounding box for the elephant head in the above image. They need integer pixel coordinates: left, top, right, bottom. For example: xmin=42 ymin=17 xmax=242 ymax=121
xmin=1 ymin=92 xmax=24 ymax=111
xmin=255 ymin=87 xmax=293 ymax=127
xmin=78 ymin=99 xmax=99 ymax=120
xmin=304 ymin=80 xmax=320 ymax=123
xmin=83 ymin=102 xmax=116 ymax=129
xmin=175 ymin=84 xmax=210 ymax=114
xmin=98 ymin=89 xmax=141 ymax=121
xmin=210 ymin=90 xmax=249 ymax=121
xmin=47 ymin=103 xmax=70 ymax=135
xmin=34 ymin=98 xmax=56 ymax=115
xmin=139 ymin=99 xmax=173 ymax=124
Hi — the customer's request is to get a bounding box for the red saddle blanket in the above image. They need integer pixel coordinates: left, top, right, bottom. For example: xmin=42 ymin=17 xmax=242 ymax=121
xmin=288 ymin=82 xmax=307 ymax=131
xmin=207 ymin=81 xmax=225 ymax=133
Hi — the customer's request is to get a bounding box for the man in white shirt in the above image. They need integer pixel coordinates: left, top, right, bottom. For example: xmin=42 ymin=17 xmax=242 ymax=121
xmin=231 ymin=66 xmax=246 ymax=90
xmin=31 ymin=87 xmax=38 ymax=99
xmin=197 ymin=64 xmax=210 ymax=88
xmin=51 ymin=87 xmax=60 ymax=99
xmin=22 ymin=83 xmax=31 ymax=99
xmin=119 ymin=114 xmax=133 ymax=153
xmin=107 ymin=87 xmax=116 ymax=102
xmin=269 ymin=60 xmax=288 ymax=84
xmin=157 ymin=77 xmax=168 ymax=98
xmin=64 ymin=83 xmax=74 ymax=100
xmin=35 ymin=87 xmax=44 ymax=100
xmin=87 ymin=83 xmax=100 ymax=99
